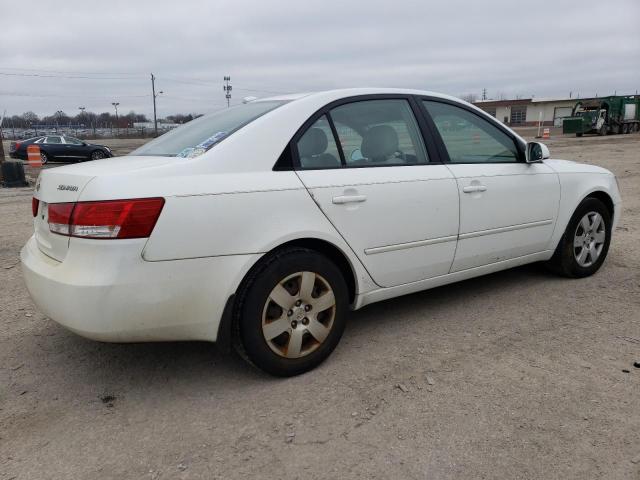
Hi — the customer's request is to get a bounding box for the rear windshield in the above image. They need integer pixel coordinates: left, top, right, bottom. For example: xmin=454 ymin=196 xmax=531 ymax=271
xmin=130 ymin=100 xmax=287 ymax=157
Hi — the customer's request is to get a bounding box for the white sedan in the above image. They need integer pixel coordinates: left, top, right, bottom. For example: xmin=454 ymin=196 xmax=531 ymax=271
xmin=21 ymin=88 xmax=621 ymax=376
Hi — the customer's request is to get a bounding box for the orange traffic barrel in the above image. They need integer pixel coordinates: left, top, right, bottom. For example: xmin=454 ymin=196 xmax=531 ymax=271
xmin=27 ymin=144 xmax=43 ymax=167
xmin=542 ymin=128 xmax=550 ymax=139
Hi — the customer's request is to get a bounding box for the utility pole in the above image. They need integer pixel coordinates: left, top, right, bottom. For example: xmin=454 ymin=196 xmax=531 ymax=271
xmin=151 ymin=73 xmax=159 ymax=137
xmin=482 ymin=88 xmax=487 ymax=101
xmin=112 ymin=102 xmax=119 ymax=137
xmin=223 ymin=76 xmax=232 ymax=107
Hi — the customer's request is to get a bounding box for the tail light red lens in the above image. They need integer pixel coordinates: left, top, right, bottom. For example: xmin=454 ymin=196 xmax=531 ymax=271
xmin=32 ymin=197 xmax=40 ymax=217
xmin=48 ymin=203 xmax=75 ymax=235
xmin=48 ymin=198 xmax=165 ymax=239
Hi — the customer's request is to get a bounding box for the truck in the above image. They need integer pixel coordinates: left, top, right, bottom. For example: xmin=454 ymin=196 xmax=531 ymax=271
xmin=563 ymin=95 xmax=640 ymax=137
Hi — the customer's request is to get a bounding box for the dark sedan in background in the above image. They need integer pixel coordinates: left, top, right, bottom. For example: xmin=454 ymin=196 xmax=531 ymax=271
xmin=9 ymin=135 xmax=112 ymax=163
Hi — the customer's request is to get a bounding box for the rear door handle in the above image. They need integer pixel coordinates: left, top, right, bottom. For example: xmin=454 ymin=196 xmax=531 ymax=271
xmin=332 ymin=194 xmax=367 ymax=204
xmin=462 ymin=185 xmax=487 ymax=193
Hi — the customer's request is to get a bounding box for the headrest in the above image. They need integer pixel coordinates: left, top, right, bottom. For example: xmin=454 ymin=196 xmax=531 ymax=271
xmin=361 ymin=125 xmax=399 ymax=160
xmin=298 ymin=128 xmax=329 ymax=157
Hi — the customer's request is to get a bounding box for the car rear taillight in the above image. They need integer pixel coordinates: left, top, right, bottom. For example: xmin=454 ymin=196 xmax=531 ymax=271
xmin=48 ymin=203 xmax=74 ymax=235
xmin=48 ymin=198 xmax=165 ymax=239
xmin=32 ymin=197 xmax=40 ymax=217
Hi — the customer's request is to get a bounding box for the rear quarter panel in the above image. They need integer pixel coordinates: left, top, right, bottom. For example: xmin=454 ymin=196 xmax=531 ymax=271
xmin=142 ymin=172 xmax=377 ymax=295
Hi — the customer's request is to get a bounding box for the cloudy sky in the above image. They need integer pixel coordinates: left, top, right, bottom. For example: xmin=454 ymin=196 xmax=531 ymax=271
xmin=1 ymin=0 xmax=638 ymax=118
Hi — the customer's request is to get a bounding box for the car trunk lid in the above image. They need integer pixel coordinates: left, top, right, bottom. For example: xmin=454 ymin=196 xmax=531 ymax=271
xmin=33 ymin=170 xmax=95 ymax=261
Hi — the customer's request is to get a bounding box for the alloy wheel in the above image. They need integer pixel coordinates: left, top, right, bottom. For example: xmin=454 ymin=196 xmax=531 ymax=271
xmin=261 ymin=271 xmax=336 ymax=359
xmin=573 ymin=211 xmax=606 ymax=267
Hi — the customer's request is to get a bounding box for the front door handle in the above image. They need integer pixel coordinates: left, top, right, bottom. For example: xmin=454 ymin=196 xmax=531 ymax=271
xmin=462 ymin=185 xmax=487 ymax=193
xmin=332 ymin=194 xmax=367 ymax=204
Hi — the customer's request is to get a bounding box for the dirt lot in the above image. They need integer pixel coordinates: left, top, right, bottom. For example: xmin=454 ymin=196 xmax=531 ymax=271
xmin=1 ymin=131 xmax=639 ymax=479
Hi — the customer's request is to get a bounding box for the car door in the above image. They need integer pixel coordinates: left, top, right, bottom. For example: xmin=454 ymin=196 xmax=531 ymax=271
xmin=62 ymin=136 xmax=88 ymax=160
xmin=294 ymin=97 xmax=460 ymax=288
xmin=421 ymin=99 xmax=560 ymax=272
xmin=42 ymin=136 xmax=65 ymax=159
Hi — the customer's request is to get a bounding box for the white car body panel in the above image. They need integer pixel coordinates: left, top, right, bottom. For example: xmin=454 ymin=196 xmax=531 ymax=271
xmin=446 ymin=162 xmax=560 ymax=271
xmin=297 ymin=165 xmax=459 ymax=287
xmin=20 ymin=88 xmax=621 ymax=343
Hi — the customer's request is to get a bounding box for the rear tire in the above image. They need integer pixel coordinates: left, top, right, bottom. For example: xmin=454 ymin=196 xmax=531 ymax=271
xmin=576 ymin=132 xmax=583 ymax=138
xmin=622 ymin=124 xmax=629 ymax=134
xmin=598 ymin=125 xmax=607 ymax=136
xmin=545 ymin=198 xmax=611 ymax=278
xmin=40 ymin=152 xmax=48 ymax=164
xmin=234 ymin=247 xmax=349 ymax=376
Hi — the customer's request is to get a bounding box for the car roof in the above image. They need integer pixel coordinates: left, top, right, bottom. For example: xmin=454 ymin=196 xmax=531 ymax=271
xmin=256 ymin=88 xmax=460 ymax=104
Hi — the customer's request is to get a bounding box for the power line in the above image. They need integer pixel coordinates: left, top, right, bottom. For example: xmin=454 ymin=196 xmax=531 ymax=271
xmin=0 ymin=66 xmax=145 ymax=76
xmin=0 ymin=91 xmax=150 ymax=99
xmin=0 ymin=71 xmax=139 ymax=80
xmin=0 ymin=68 xmax=291 ymax=95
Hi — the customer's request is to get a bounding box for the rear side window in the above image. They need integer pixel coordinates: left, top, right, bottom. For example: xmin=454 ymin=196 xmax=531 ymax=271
xmin=296 ymin=116 xmax=342 ymax=169
xmin=423 ymin=100 xmax=520 ymax=163
xmin=130 ymin=100 xmax=287 ymax=157
xmin=45 ymin=136 xmax=62 ymax=144
xmin=331 ymin=99 xmax=428 ymax=167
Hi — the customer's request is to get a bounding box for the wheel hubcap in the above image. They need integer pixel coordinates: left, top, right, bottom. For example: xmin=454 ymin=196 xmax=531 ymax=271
xmin=261 ymin=271 xmax=336 ymax=359
xmin=573 ymin=211 xmax=605 ymax=267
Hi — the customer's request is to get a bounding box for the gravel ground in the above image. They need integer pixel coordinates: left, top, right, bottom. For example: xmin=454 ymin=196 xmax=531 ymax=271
xmin=1 ymin=131 xmax=639 ymax=479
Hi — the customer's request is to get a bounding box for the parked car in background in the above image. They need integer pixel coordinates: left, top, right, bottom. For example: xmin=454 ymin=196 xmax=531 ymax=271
xmin=22 ymin=88 xmax=621 ymax=376
xmin=9 ymin=135 xmax=112 ymax=163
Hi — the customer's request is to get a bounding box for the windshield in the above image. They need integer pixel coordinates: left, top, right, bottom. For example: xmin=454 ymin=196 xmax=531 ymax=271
xmin=130 ymin=100 xmax=287 ymax=157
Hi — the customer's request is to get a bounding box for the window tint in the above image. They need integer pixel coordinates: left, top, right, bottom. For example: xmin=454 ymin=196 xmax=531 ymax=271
xmin=64 ymin=137 xmax=83 ymax=145
xmin=424 ymin=101 xmax=519 ymax=163
xmin=330 ymin=99 xmax=428 ymax=167
xmin=45 ymin=136 xmax=62 ymax=144
xmin=296 ymin=115 xmax=341 ymax=169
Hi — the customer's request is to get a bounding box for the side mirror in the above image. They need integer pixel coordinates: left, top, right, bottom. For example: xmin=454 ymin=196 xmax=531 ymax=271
xmin=526 ymin=142 xmax=550 ymax=163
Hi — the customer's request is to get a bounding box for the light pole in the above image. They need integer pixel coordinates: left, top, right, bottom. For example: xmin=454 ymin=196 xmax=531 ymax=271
xmin=223 ymin=76 xmax=232 ymax=107
xmin=78 ymin=106 xmax=85 ymax=136
xmin=55 ymin=110 xmax=64 ymax=133
xmin=111 ymin=102 xmax=120 ymax=137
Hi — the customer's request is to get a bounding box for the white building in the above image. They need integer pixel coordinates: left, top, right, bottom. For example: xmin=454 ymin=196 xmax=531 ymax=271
xmin=473 ymin=97 xmax=577 ymax=127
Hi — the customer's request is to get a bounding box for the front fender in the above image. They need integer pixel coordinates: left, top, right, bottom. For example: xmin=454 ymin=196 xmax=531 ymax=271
xmin=547 ymin=170 xmax=621 ymax=251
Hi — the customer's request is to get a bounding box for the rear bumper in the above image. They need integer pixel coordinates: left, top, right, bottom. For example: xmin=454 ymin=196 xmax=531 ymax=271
xmin=20 ymin=235 xmax=260 ymax=342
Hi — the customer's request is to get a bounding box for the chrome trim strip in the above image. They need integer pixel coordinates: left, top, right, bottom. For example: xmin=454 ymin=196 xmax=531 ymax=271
xmin=365 ymin=235 xmax=458 ymax=255
xmin=458 ymin=219 xmax=553 ymax=240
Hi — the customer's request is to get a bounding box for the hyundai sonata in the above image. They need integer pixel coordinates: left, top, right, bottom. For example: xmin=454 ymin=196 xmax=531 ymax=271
xmin=21 ymin=89 xmax=621 ymax=376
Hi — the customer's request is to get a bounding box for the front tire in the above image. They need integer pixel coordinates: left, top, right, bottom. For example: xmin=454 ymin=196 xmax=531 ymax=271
xmin=234 ymin=247 xmax=349 ymax=376
xmin=90 ymin=150 xmax=106 ymax=160
xmin=546 ymin=198 xmax=611 ymax=278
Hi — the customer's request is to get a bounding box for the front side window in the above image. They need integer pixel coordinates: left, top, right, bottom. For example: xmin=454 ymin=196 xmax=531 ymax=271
xmin=423 ymin=101 xmax=520 ymax=163
xmin=130 ymin=100 xmax=287 ymax=157
xmin=296 ymin=116 xmax=341 ymax=169
xmin=330 ymin=99 xmax=428 ymax=167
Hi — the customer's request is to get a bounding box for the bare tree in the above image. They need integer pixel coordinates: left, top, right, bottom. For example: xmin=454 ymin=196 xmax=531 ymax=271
xmin=459 ymin=93 xmax=478 ymax=103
